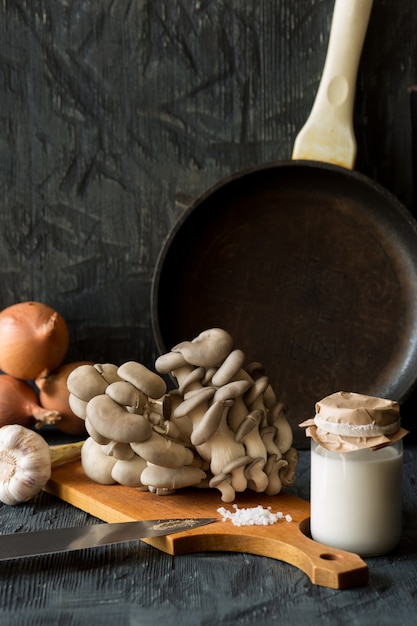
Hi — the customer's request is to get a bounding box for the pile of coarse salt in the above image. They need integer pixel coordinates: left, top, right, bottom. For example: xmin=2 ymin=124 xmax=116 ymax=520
xmin=217 ymin=504 xmax=292 ymax=526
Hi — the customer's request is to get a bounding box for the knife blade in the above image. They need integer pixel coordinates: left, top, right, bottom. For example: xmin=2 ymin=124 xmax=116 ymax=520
xmin=0 ymin=517 xmax=217 ymax=561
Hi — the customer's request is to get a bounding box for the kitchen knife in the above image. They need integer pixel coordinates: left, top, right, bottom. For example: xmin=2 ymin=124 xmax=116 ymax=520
xmin=0 ymin=517 xmax=217 ymax=561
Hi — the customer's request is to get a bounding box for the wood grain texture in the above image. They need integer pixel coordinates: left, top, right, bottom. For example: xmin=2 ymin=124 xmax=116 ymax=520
xmin=1 ymin=2 xmax=417 ymax=448
xmin=0 ymin=436 xmax=416 ymax=625
xmin=44 ymin=460 xmax=368 ymax=590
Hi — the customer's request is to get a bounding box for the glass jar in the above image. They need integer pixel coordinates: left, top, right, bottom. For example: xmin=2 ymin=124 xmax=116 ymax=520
xmin=310 ymin=439 xmax=403 ymax=556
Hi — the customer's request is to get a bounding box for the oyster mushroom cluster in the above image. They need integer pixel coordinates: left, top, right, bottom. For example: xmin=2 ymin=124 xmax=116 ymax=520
xmin=67 ymin=329 xmax=298 ymax=502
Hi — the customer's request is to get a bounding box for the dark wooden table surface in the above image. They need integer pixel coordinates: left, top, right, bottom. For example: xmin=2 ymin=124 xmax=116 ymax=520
xmin=0 ymin=430 xmax=416 ymax=626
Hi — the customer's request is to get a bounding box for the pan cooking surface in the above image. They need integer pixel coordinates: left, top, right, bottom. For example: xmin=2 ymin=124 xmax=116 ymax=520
xmin=152 ymin=163 xmax=417 ymax=443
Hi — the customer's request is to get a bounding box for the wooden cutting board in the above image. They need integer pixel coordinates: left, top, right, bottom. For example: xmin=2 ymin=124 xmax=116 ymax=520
xmin=45 ymin=461 xmax=368 ymax=590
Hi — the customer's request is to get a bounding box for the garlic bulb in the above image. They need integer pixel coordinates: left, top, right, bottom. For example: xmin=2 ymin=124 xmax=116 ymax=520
xmin=0 ymin=424 xmax=52 ymax=506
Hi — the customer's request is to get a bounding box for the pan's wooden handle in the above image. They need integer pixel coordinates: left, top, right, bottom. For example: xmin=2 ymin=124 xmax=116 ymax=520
xmin=292 ymin=0 xmax=374 ymax=169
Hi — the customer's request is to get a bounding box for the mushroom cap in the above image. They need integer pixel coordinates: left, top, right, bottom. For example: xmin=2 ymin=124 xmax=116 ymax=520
xmin=172 ymin=328 xmax=234 ymax=368
xmin=81 ymin=437 xmax=117 ymax=485
xmin=111 ymin=454 xmax=148 ymax=487
xmin=67 ymin=364 xmax=109 ymax=401
xmin=244 ymin=457 xmax=268 ymax=492
xmin=213 ymin=379 xmax=251 ymax=403
xmin=177 ymin=366 xmax=205 ymax=395
xmin=201 ymin=367 xmax=217 ymax=385
xmin=211 ymin=349 xmax=246 ymax=387
xmin=155 ymin=351 xmax=188 ymax=374
xmin=130 ymin=431 xmax=194 ymax=468
xmin=102 ymin=441 xmax=135 ymax=460
xmin=245 ymin=361 xmax=266 ymax=379
xmin=93 ymin=363 xmax=123 ymax=384
xmin=117 ymin=361 xmax=167 ymax=399
xmin=140 ymin=463 xmax=206 ymax=490
xmin=244 ymin=375 xmax=270 ymax=406
xmin=105 ymin=380 xmax=147 ymax=410
xmin=222 ymin=455 xmax=252 ymax=475
xmin=267 ymin=401 xmax=288 ymax=426
xmin=260 ymin=425 xmax=282 ymax=458
xmin=234 ymin=410 xmax=263 ymax=443
xmin=209 ymin=472 xmax=231 ymax=488
xmin=68 ymin=393 xmax=88 ymax=420
xmin=172 ymin=387 xmax=216 ymax=418
xmin=208 ymin=473 xmax=236 ymax=502
xmin=84 ymin=416 xmax=112 ymax=445
xmin=190 ymin=400 xmax=230 ymax=446
xmin=86 ymin=394 xmax=153 ymax=443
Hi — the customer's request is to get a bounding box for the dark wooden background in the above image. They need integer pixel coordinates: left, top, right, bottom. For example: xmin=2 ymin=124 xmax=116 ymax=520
xmin=1 ymin=0 xmax=417 ymax=446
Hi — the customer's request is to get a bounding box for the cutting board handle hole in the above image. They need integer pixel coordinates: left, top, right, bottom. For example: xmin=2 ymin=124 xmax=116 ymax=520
xmin=319 ymin=552 xmax=342 ymax=561
xmin=299 ymin=517 xmax=311 ymax=537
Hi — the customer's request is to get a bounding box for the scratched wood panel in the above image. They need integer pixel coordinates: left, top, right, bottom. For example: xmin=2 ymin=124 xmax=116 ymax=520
xmin=1 ymin=0 xmax=417 ymax=450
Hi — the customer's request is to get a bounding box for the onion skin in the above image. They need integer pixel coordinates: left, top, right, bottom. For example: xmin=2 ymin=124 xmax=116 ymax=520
xmin=36 ymin=361 xmax=93 ymax=435
xmin=0 ymin=301 xmax=69 ymax=380
xmin=0 ymin=374 xmax=61 ymax=429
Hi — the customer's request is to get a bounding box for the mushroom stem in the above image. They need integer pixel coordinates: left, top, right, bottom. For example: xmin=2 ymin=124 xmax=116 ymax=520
xmin=264 ymin=455 xmax=288 ymax=496
xmin=222 ymin=454 xmax=251 ymax=493
xmin=245 ymin=457 xmax=269 ymax=493
xmin=194 ymin=402 xmax=247 ymax=482
xmin=165 ymin=392 xmax=194 ymax=441
xmin=260 ymin=425 xmax=282 ymax=459
xmin=209 ymin=473 xmax=235 ymax=502
xmin=245 ymin=361 xmax=277 ymax=407
xmin=228 ymin=400 xmax=268 ymax=462
xmin=280 ymin=447 xmax=299 ymax=487
xmin=268 ymin=402 xmax=293 ymax=454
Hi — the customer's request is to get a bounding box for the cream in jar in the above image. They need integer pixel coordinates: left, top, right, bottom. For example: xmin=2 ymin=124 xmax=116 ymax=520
xmin=310 ymin=439 xmax=403 ymax=555
xmin=300 ymin=391 xmax=408 ymax=556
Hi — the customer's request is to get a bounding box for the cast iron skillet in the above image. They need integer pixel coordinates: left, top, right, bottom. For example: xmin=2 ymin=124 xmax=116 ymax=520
xmin=151 ymin=0 xmax=417 ymax=444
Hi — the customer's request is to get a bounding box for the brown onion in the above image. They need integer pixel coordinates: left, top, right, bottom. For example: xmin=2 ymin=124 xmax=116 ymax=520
xmin=0 ymin=374 xmax=61 ymax=429
xmin=0 ymin=301 xmax=69 ymax=379
xmin=36 ymin=361 xmax=93 ymax=435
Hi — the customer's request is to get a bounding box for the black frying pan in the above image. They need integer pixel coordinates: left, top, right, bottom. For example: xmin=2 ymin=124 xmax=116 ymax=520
xmin=151 ymin=0 xmax=417 ymax=446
